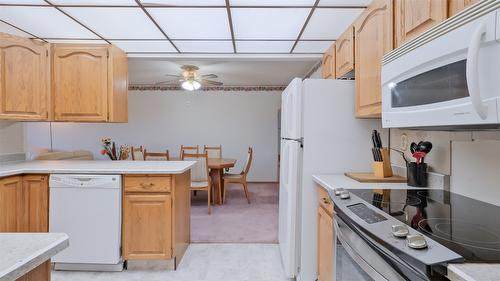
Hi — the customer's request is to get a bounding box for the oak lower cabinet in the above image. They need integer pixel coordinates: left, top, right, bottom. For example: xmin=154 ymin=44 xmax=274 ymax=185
xmin=0 ymin=175 xmax=50 ymax=281
xmin=317 ymin=186 xmax=335 ymax=281
xmin=335 ymin=26 xmax=355 ymax=78
xmin=0 ymin=176 xmax=23 ymax=232
xmin=123 ymin=193 xmax=173 ymax=260
xmin=122 ymin=172 xmax=191 ymax=268
xmin=321 ymin=44 xmax=336 ymax=79
xmin=0 ymin=33 xmax=50 ymax=121
xmin=448 ymin=0 xmax=478 ymax=16
xmin=354 ymin=0 xmax=393 ymax=118
xmin=394 ymin=0 xmax=448 ymax=47
xmin=52 ymin=44 xmax=128 ymax=122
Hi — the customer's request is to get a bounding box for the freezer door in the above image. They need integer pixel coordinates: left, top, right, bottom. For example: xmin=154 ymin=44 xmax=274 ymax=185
xmin=281 ymin=78 xmax=303 ymax=139
xmin=278 ymin=139 xmax=302 ymax=278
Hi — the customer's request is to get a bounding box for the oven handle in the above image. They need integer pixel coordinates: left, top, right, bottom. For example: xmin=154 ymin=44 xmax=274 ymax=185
xmin=334 ymin=215 xmax=428 ymax=281
xmin=466 ymin=21 xmax=488 ymax=120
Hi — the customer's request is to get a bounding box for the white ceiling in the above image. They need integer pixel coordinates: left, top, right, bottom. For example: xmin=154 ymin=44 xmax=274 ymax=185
xmin=0 ymin=0 xmax=366 ymax=55
xmin=128 ymin=59 xmax=318 ymax=86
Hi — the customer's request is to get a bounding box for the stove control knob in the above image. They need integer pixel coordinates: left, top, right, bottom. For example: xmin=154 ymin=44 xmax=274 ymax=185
xmin=407 ymin=234 xmax=428 ymax=249
xmin=392 ymin=225 xmax=409 ymax=238
xmin=340 ymin=190 xmax=350 ymax=199
xmin=334 ymin=188 xmax=345 ymax=196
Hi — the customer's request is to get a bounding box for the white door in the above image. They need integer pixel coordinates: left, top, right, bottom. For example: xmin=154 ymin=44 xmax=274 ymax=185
xmin=279 ymin=139 xmax=302 ymax=278
xmin=281 ymin=78 xmax=303 ymax=139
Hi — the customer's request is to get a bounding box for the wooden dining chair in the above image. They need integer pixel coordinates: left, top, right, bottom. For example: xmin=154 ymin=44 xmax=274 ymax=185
xmin=180 ymin=145 xmax=199 ymax=158
xmin=182 ymin=152 xmax=212 ymax=214
xmin=130 ymin=146 xmax=144 ymax=160
xmin=204 ymin=145 xmax=222 ymax=158
xmin=223 ymin=147 xmax=253 ymax=204
xmin=143 ymin=149 xmax=170 ymax=161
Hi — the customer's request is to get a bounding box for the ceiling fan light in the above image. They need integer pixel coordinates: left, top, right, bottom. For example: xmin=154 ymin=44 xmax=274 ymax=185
xmin=192 ymin=80 xmax=201 ymax=90
xmin=181 ymin=80 xmax=194 ymax=91
xmin=181 ymin=80 xmax=201 ymax=91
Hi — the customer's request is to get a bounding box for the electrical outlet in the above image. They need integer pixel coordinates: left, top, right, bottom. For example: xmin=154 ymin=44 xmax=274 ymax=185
xmin=400 ymin=133 xmax=408 ymax=151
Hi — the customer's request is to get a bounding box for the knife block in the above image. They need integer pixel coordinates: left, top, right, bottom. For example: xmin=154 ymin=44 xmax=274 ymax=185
xmin=373 ymin=148 xmax=393 ymax=178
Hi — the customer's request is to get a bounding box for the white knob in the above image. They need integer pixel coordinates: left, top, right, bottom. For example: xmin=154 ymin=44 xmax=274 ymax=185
xmin=392 ymin=225 xmax=409 ymax=238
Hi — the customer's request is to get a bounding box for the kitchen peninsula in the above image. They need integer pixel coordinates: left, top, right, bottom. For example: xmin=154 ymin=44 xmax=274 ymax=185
xmin=0 ymin=160 xmax=195 ymax=281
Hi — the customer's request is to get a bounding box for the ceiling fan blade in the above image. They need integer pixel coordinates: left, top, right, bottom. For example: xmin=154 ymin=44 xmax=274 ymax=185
xmin=164 ymin=74 xmax=183 ymax=78
xmin=201 ymin=74 xmax=218 ymax=79
xmin=202 ymin=79 xmax=223 ymax=86
xmin=155 ymin=79 xmax=181 ymax=85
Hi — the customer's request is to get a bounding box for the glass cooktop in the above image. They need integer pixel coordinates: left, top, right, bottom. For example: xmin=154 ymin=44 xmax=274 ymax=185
xmin=349 ymin=189 xmax=500 ymax=263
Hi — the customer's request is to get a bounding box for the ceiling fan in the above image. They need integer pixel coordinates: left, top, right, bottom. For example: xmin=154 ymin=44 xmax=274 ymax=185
xmin=155 ymin=65 xmax=223 ymax=91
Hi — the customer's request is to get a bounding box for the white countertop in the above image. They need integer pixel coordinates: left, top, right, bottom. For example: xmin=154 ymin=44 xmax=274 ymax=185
xmin=312 ymin=174 xmax=414 ymax=191
xmin=0 ymin=233 xmax=69 ymax=281
xmin=0 ymin=160 xmax=196 ymax=177
xmin=447 ymin=264 xmax=500 ymax=281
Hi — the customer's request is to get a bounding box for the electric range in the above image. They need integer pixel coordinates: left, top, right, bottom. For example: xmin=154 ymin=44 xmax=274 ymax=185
xmin=349 ymin=188 xmax=500 ymax=262
xmin=329 ymin=188 xmax=500 ymax=280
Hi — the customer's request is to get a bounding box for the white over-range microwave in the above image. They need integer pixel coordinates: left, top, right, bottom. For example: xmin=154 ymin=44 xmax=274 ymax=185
xmin=382 ymin=1 xmax=500 ymax=129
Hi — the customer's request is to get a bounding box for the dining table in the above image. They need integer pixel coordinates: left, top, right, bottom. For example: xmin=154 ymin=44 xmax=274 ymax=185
xmin=207 ymin=158 xmax=237 ymax=205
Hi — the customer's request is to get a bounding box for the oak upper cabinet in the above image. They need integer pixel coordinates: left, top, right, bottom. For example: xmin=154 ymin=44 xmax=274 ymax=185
xmin=354 ymin=0 xmax=393 ymax=118
xmin=335 ymin=26 xmax=355 ymax=78
xmin=123 ymin=194 xmax=173 ymax=260
xmin=448 ymin=0 xmax=478 ymax=16
xmin=317 ymin=186 xmax=335 ymax=281
xmin=395 ymin=0 xmax=448 ymax=47
xmin=0 ymin=176 xmax=23 ymax=232
xmin=52 ymin=44 xmax=128 ymax=122
xmin=0 ymin=33 xmax=50 ymax=121
xmin=321 ymin=44 xmax=336 ymax=79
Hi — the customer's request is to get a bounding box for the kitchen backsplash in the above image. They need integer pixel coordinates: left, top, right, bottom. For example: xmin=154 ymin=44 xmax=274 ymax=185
xmin=390 ymin=129 xmax=500 ymax=205
xmin=0 ymin=121 xmax=24 ymax=155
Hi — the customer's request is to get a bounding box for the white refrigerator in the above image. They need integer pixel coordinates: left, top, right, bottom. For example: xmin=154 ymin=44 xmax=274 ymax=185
xmin=278 ymin=78 xmax=386 ymax=280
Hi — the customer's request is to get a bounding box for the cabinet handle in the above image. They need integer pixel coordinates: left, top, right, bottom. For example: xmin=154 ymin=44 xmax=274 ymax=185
xmin=322 ymin=198 xmax=331 ymax=205
xmin=140 ymin=183 xmax=155 ymax=188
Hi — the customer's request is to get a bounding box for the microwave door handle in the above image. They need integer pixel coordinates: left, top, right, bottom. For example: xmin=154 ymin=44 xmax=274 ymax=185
xmin=466 ymin=22 xmax=488 ymax=120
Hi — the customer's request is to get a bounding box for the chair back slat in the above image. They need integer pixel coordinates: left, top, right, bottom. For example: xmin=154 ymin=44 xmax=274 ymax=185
xmin=180 ymin=145 xmax=199 ymax=158
xmin=204 ymin=145 xmax=222 ymax=158
xmin=242 ymin=147 xmax=253 ymax=175
xmin=131 ymin=146 xmax=144 ymax=160
xmin=182 ymin=152 xmax=209 ymax=182
xmin=144 ymin=149 xmax=170 ymax=161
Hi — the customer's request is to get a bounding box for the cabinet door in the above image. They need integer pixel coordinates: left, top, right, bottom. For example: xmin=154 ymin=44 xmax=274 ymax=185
xmin=321 ymin=44 xmax=336 ymax=79
xmin=335 ymin=26 xmax=355 ymax=78
xmin=354 ymin=0 xmax=393 ymax=118
xmin=23 ymin=175 xmax=49 ymax=232
xmin=395 ymin=0 xmax=447 ymax=47
xmin=317 ymin=206 xmax=334 ymax=281
xmin=123 ymin=194 xmax=172 ymax=260
xmin=0 ymin=176 xmax=23 ymax=232
xmin=448 ymin=0 xmax=478 ymax=16
xmin=53 ymin=45 xmax=108 ymax=122
xmin=0 ymin=34 xmax=49 ymax=120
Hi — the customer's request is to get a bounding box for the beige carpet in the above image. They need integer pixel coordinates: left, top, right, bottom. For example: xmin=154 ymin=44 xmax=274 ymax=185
xmin=190 ymin=182 xmax=279 ymax=243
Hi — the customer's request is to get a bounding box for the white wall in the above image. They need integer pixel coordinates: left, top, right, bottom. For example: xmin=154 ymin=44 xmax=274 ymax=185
xmin=24 ymin=90 xmax=282 ymax=182
xmin=0 ymin=121 xmax=24 ymax=155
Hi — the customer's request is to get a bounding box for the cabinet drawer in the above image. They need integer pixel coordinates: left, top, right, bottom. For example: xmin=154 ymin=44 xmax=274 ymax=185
xmin=124 ymin=176 xmax=172 ymax=193
xmin=317 ymin=186 xmax=334 ymax=217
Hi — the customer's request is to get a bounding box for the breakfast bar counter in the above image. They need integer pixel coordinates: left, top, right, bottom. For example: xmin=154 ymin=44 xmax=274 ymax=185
xmin=0 ymin=233 xmax=68 ymax=281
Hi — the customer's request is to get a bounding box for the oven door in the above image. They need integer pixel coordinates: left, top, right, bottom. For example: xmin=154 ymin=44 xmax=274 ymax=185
xmin=381 ymin=7 xmax=500 ymax=129
xmin=334 ymin=216 xmax=415 ymax=281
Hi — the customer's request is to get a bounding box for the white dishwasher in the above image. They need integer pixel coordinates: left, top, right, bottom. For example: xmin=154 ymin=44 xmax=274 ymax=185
xmin=49 ymin=174 xmax=123 ymax=271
